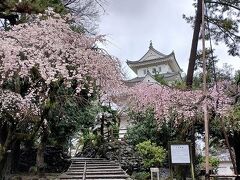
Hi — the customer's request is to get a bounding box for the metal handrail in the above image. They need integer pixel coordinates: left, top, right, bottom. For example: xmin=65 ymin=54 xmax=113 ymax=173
xmin=210 ymin=174 xmax=240 ymax=177
xmin=82 ymin=161 xmax=87 ymax=180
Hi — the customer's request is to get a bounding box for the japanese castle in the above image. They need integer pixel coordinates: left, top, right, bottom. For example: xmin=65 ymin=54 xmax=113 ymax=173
xmin=126 ymin=41 xmax=182 ymax=85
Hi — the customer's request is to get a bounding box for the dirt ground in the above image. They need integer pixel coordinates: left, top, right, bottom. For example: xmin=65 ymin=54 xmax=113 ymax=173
xmin=7 ymin=173 xmax=60 ymax=180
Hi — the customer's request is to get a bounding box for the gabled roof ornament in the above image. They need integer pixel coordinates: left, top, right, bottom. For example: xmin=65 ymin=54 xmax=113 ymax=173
xmin=149 ymin=40 xmax=153 ymax=49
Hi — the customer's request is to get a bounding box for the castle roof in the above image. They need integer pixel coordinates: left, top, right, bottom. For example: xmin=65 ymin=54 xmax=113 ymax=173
xmin=126 ymin=42 xmax=181 ymax=74
xmin=124 ymin=71 xmax=157 ymax=86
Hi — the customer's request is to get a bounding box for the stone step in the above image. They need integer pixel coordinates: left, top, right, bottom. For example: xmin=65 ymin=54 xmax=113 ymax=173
xmin=60 ymin=179 xmax=127 ymax=180
xmin=70 ymin=165 xmax=119 ymax=169
xmin=72 ymin=161 xmax=117 ymax=164
xmin=71 ymin=162 xmax=117 ymax=165
xmin=59 ymin=174 xmax=129 ymax=179
xmin=71 ymin=159 xmax=116 ymax=162
xmin=60 ymin=178 xmax=127 ymax=180
xmin=70 ymin=163 xmax=119 ymax=167
xmin=69 ymin=166 xmax=120 ymax=170
xmin=66 ymin=171 xmax=126 ymax=175
xmin=71 ymin=157 xmax=105 ymax=160
xmin=72 ymin=159 xmax=109 ymax=162
xmin=68 ymin=169 xmax=123 ymax=172
xmin=72 ymin=162 xmax=115 ymax=165
xmin=59 ymin=157 xmax=129 ymax=180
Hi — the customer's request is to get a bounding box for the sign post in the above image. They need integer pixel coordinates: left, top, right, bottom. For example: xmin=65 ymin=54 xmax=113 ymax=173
xmin=169 ymin=142 xmax=195 ymax=180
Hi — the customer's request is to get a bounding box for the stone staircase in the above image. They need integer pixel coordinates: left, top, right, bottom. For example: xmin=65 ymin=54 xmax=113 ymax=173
xmin=58 ymin=157 xmax=130 ymax=180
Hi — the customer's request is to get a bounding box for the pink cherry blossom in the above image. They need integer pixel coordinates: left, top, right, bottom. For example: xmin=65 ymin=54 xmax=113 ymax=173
xmin=110 ymin=81 xmax=236 ymax=124
xmin=0 ymin=12 xmax=123 ymax=121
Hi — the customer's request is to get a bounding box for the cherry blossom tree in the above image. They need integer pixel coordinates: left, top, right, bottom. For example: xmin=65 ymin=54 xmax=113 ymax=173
xmin=0 ymin=11 xmax=122 ymax=176
xmin=109 ymin=80 xmax=237 ymax=178
xmin=112 ymin=80 xmax=238 ymax=176
xmin=112 ymin=81 xmax=233 ymax=123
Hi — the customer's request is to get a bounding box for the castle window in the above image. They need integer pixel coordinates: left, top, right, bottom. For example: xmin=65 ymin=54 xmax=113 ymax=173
xmin=152 ymin=68 xmax=156 ymax=74
xmin=143 ymin=69 xmax=147 ymax=74
xmin=159 ymin=66 xmax=162 ymax=72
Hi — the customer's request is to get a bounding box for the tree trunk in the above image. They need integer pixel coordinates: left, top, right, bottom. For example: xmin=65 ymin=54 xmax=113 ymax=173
xmin=0 ymin=153 xmax=7 ymax=179
xmin=0 ymin=125 xmax=8 ymax=178
xmin=4 ymin=150 xmax=13 ymax=179
xmin=220 ymin=119 xmax=238 ymax=175
xmin=0 ymin=126 xmax=13 ymax=179
xmin=0 ymin=152 xmax=13 ymax=180
xmin=186 ymin=0 xmax=202 ymax=88
xmin=36 ymin=119 xmax=49 ymax=178
xmin=233 ymin=146 xmax=240 ymax=179
xmin=36 ymin=140 xmax=46 ymax=177
xmin=0 ymin=124 xmax=8 ymax=145
xmin=101 ymin=115 xmax=104 ymax=141
xmin=233 ymin=131 xmax=240 ymax=175
xmin=11 ymin=140 xmax=21 ymax=173
xmin=190 ymin=123 xmax=196 ymax=169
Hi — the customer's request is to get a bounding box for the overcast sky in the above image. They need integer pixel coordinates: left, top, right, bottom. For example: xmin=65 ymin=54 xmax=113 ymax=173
xmin=98 ymin=0 xmax=240 ymax=78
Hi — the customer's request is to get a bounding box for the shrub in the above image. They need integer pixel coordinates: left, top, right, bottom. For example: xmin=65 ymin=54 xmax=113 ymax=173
xmin=132 ymin=171 xmax=150 ymax=180
xmin=126 ymin=109 xmax=159 ymax=146
xmin=199 ymin=156 xmax=220 ymax=173
xmin=136 ymin=140 xmax=166 ymax=169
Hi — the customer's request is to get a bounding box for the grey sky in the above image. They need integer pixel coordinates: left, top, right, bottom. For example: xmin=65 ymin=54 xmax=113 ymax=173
xmin=99 ymin=0 xmax=240 ymax=78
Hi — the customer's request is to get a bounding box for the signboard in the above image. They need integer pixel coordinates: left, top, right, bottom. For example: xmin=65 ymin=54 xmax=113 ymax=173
xmin=170 ymin=144 xmax=191 ymax=164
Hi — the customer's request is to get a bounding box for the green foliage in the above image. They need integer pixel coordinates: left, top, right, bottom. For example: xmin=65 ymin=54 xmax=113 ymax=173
xmin=234 ymin=70 xmax=240 ymax=85
xmin=194 ymin=48 xmax=218 ymax=84
xmin=210 ymin=157 xmax=220 ymax=168
xmin=136 ymin=140 xmax=166 ymax=168
xmin=0 ymin=0 xmax=66 ymax=28
xmin=126 ymin=109 xmax=184 ymax=149
xmin=1 ymin=0 xmax=65 ymax=14
xmin=70 ymin=25 xmax=86 ymax=34
xmin=224 ymin=105 xmax=240 ymax=132
xmin=0 ymin=144 xmax=5 ymax=160
xmin=73 ymin=104 xmax=120 ymax=155
xmin=199 ymin=156 xmax=220 ymax=173
xmin=131 ymin=171 xmax=150 ymax=180
xmin=210 ymin=98 xmax=240 ymax=138
xmin=195 ymin=49 xmax=218 ymax=71
xmin=0 ymin=0 xmax=103 ymax=33
xmin=126 ymin=109 xmax=159 ymax=146
xmin=173 ymin=80 xmax=187 ymax=90
xmin=112 ymin=123 xmax=119 ymax=139
xmin=192 ymin=63 xmax=235 ymax=89
xmin=216 ymin=63 xmax=234 ymax=81
xmin=47 ymin=93 xmax=99 ymax=147
xmin=0 ymin=64 xmax=100 ymax=149
xmin=154 ymin=74 xmax=167 ymax=85
xmin=82 ymin=131 xmax=100 ymax=146
xmin=233 ymin=106 xmax=240 ymax=120
xmin=183 ymin=0 xmax=240 ymax=57
xmin=192 ymin=74 xmax=202 ymax=89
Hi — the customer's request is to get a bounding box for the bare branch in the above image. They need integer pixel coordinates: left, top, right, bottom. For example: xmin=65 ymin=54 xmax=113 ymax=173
xmin=205 ymin=1 xmax=240 ymax=11
xmin=4 ymin=35 xmax=22 ymax=45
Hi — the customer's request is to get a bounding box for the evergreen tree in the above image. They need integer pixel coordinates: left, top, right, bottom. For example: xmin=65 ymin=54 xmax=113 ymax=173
xmin=0 ymin=0 xmax=105 ymax=33
xmin=184 ymin=0 xmax=240 ymax=87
